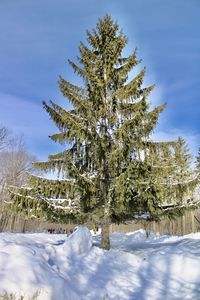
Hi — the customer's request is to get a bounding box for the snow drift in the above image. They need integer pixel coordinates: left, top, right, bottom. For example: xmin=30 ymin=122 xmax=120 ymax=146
xmin=0 ymin=227 xmax=92 ymax=300
xmin=1 ymin=227 xmax=200 ymax=299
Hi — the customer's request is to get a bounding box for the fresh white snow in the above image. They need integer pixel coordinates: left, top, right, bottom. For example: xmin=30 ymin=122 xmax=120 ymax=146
xmin=0 ymin=227 xmax=200 ymax=299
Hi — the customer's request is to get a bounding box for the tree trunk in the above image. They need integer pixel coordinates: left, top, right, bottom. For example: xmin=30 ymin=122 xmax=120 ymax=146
xmin=101 ymin=220 xmax=110 ymax=250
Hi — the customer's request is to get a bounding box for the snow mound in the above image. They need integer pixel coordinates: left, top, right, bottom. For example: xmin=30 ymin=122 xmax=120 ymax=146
xmin=111 ymin=229 xmax=150 ymax=241
xmin=0 ymin=227 xmax=93 ymax=300
xmin=64 ymin=226 xmax=93 ymax=255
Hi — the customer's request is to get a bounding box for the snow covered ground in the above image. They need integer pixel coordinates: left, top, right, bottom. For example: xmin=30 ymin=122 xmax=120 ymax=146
xmin=0 ymin=227 xmax=200 ymax=300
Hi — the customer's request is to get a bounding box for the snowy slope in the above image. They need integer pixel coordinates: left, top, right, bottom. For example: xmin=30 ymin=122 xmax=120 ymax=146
xmin=0 ymin=227 xmax=200 ymax=299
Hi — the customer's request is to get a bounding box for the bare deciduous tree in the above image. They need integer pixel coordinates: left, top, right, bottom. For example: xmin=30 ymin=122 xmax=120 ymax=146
xmin=0 ymin=132 xmax=37 ymax=202
xmin=0 ymin=126 xmax=10 ymax=151
xmin=0 ymin=127 xmax=39 ymax=231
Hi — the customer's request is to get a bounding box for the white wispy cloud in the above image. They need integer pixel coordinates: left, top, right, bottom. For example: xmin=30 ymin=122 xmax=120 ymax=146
xmin=0 ymin=91 xmax=61 ymax=160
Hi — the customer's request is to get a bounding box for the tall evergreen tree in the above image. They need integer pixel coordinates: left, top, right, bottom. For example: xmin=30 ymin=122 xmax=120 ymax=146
xmin=10 ymin=16 xmax=198 ymax=249
xmin=149 ymin=137 xmax=197 ymax=211
xmin=196 ymin=148 xmax=200 ymax=172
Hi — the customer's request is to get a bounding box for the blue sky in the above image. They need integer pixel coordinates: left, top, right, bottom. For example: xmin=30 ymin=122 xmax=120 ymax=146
xmin=0 ymin=0 xmax=199 ymax=160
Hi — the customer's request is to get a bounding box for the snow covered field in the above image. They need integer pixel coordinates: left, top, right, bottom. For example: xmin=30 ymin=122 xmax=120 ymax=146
xmin=0 ymin=227 xmax=200 ymax=300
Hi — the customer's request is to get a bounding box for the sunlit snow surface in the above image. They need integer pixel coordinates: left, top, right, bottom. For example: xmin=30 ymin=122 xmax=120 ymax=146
xmin=0 ymin=227 xmax=200 ymax=299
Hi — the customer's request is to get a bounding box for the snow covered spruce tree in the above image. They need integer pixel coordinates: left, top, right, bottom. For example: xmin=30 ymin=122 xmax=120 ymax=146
xmin=10 ymin=16 xmax=198 ymax=249
xmin=196 ymin=148 xmax=200 ymax=171
xmin=149 ymin=137 xmax=198 ymax=215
